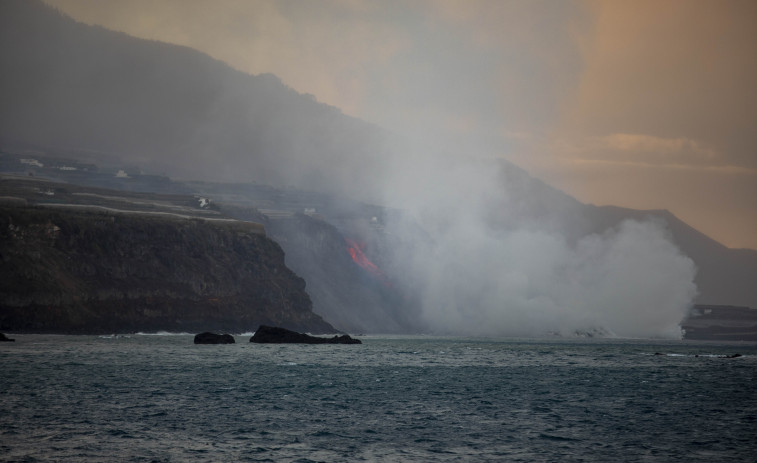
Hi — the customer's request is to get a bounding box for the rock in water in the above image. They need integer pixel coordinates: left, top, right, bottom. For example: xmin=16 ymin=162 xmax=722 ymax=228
xmin=250 ymin=325 xmax=361 ymax=344
xmin=194 ymin=332 xmax=235 ymax=344
xmin=0 ymin=333 xmax=15 ymax=342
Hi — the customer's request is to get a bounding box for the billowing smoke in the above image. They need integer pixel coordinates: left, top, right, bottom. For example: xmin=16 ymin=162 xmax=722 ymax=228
xmin=377 ymin=143 xmax=698 ymax=339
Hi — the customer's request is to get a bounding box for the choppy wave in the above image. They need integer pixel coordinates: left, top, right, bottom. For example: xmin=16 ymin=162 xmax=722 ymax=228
xmin=1 ymin=335 xmax=755 ymax=462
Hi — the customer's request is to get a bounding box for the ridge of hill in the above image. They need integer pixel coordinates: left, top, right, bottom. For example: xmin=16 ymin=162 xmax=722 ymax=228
xmin=0 ymin=0 xmax=389 ymax=199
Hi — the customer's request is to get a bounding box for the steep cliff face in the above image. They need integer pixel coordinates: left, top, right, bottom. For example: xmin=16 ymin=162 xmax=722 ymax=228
xmin=264 ymin=213 xmax=419 ymax=334
xmin=0 ymin=205 xmax=335 ymax=334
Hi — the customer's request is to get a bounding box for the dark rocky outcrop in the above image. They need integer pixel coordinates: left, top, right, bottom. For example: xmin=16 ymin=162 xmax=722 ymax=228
xmin=0 ymin=205 xmax=336 ymax=334
xmin=250 ymin=325 xmax=361 ymax=344
xmin=194 ymin=332 xmax=235 ymax=344
xmin=0 ymin=332 xmax=15 ymax=342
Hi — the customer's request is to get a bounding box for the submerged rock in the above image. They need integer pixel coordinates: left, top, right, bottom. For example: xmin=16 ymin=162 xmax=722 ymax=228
xmin=194 ymin=332 xmax=235 ymax=344
xmin=0 ymin=333 xmax=15 ymax=342
xmin=250 ymin=325 xmax=361 ymax=344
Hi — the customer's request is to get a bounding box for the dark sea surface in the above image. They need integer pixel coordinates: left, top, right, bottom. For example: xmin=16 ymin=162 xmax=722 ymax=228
xmin=1 ymin=334 xmax=755 ymax=462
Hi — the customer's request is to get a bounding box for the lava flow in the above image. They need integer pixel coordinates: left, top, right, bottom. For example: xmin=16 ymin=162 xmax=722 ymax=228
xmin=345 ymin=237 xmax=391 ymax=286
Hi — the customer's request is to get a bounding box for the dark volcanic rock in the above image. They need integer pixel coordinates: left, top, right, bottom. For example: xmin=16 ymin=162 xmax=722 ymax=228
xmin=0 ymin=205 xmax=335 ymax=334
xmin=194 ymin=332 xmax=235 ymax=344
xmin=250 ymin=325 xmax=361 ymax=344
xmin=0 ymin=332 xmax=15 ymax=342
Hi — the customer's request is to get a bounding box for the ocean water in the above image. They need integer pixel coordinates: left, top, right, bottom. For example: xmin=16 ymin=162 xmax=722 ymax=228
xmin=1 ymin=334 xmax=755 ymax=462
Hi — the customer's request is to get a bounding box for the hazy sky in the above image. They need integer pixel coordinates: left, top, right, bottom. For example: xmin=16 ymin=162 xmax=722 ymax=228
xmin=45 ymin=0 xmax=757 ymax=249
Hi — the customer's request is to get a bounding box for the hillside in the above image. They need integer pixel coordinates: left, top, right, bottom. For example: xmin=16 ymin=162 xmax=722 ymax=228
xmin=0 ymin=179 xmax=335 ymax=334
xmin=0 ymin=0 xmax=389 ymax=200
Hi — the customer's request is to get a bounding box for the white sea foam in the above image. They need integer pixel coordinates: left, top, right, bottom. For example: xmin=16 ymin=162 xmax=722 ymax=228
xmin=134 ymin=331 xmax=192 ymax=336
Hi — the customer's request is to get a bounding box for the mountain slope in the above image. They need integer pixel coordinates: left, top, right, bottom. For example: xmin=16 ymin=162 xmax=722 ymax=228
xmin=0 ymin=0 xmax=389 ymax=199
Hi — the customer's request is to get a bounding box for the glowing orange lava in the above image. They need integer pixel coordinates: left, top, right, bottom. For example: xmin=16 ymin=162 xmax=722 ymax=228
xmin=345 ymin=237 xmax=390 ymax=286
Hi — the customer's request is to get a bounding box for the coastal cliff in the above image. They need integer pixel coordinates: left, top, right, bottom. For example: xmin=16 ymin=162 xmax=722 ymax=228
xmin=0 ymin=205 xmax=335 ymax=334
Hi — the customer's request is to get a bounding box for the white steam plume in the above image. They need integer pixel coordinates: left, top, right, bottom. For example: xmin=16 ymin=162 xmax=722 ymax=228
xmin=380 ymin=145 xmax=697 ymax=338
